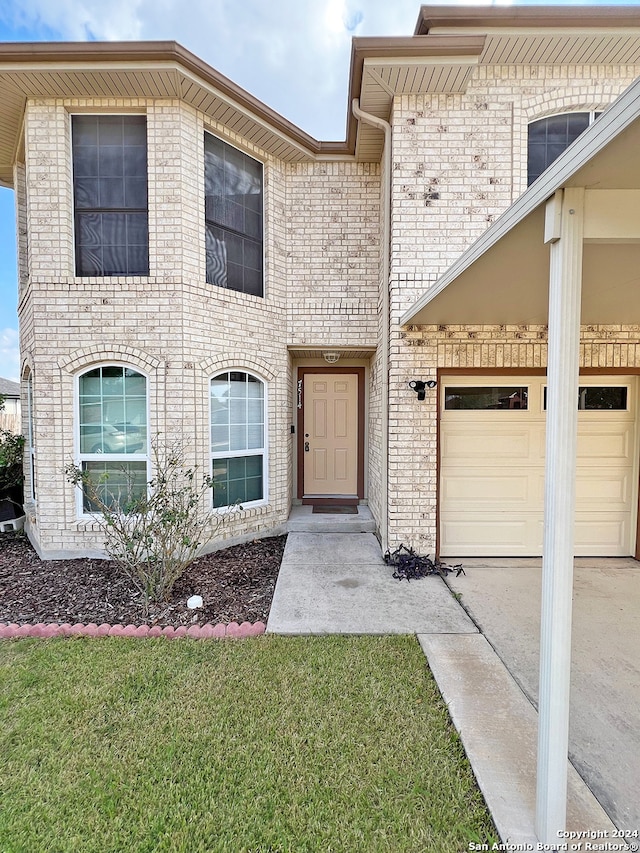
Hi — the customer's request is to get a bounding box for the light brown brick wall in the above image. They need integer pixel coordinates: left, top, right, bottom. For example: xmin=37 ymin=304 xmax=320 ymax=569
xmin=388 ymin=65 xmax=640 ymax=551
xmin=19 ymin=98 xmax=380 ymax=556
xmin=18 ymin=62 xmax=640 ymax=557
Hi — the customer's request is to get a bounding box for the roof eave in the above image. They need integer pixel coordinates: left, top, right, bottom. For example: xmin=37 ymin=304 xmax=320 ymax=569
xmin=415 ymin=4 xmax=640 ymax=35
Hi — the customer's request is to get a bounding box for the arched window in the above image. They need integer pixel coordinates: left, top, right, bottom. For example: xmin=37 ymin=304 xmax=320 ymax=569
xmin=77 ymin=365 xmax=148 ymax=512
xmin=210 ymin=371 xmax=266 ymax=508
xmin=527 ymin=112 xmax=601 ymax=185
xmin=23 ymin=367 xmax=35 ymax=501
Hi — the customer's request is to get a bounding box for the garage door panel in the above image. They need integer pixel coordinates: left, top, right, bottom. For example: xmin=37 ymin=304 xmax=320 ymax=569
xmin=577 ymin=427 xmax=631 ymax=460
xmin=442 ymin=472 xmax=534 ymax=505
xmin=441 ymin=515 xmax=541 ymax=556
xmin=575 ymin=471 xmax=630 ymax=508
xmin=574 ymin=516 xmax=629 ymax=554
xmin=442 ymin=427 xmax=535 ymax=462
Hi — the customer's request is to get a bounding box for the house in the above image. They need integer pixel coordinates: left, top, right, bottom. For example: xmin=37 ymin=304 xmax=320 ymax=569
xmin=0 ymin=376 xmax=20 ymax=432
xmin=1 ymin=5 xmax=640 ymax=564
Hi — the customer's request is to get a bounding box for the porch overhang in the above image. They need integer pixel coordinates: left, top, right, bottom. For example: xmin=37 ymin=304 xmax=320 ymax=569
xmin=401 ymin=74 xmax=640 ymax=328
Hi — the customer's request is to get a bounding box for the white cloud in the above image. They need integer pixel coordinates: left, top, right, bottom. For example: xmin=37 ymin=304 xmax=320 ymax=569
xmin=0 ymin=328 xmax=20 ymax=382
xmin=0 ymin=0 xmax=421 ymax=137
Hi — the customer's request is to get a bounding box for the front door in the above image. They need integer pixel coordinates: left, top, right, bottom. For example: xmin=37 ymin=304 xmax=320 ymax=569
xmin=300 ymin=371 xmax=360 ymax=499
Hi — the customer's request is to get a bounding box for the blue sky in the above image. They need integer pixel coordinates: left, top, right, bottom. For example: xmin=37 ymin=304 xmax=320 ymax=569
xmin=1 ymin=0 xmax=639 ymax=380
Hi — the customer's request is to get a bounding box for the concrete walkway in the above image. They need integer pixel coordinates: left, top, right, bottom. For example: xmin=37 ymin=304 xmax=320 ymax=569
xmin=268 ymin=531 xmax=630 ymax=842
xmin=267 ymin=532 xmax=475 ymax=634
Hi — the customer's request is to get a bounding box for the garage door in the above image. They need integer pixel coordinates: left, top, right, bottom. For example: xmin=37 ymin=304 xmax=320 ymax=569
xmin=440 ymin=375 xmax=638 ymax=557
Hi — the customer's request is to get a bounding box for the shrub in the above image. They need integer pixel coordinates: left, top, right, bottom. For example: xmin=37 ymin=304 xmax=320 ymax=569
xmin=65 ymin=438 xmax=237 ymax=609
xmin=0 ymin=429 xmax=25 ymax=494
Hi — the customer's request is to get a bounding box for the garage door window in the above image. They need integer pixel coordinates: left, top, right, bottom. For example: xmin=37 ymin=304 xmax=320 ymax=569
xmin=445 ymin=386 xmax=528 ymax=410
xmin=543 ymin=386 xmax=628 ymax=410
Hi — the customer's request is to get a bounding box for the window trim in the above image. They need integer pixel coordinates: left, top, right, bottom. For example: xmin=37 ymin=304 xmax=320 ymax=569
xmin=204 ymin=130 xmax=265 ymax=298
xmin=209 ymin=369 xmax=268 ymax=511
xmin=70 ymin=112 xmax=150 ymax=278
xmin=74 ymin=363 xmax=151 ymax=518
xmin=23 ymin=368 xmax=36 ymax=503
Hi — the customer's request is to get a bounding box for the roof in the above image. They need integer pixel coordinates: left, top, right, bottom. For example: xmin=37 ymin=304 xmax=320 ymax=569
xmin=0 ymin=377 xmax=20 ymax=396
xmin=2 ymin=6 xmax=640 ymax=181
xmin=401 ymin=73 xmax=640 ymax=327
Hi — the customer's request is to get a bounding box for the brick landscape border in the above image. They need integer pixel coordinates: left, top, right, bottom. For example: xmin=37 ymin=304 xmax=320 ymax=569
xmin=0 ymin=621 xmax=266 ymax=639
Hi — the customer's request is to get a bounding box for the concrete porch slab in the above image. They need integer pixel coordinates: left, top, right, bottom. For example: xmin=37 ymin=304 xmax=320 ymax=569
xmin=286 ymin=504 xmax=376 ymax=533
xmin=267 ymin=532 xmax=477 ymax=635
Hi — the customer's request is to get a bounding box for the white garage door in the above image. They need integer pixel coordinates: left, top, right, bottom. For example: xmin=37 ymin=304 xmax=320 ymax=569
xmin=440 ymin=375 xmax=638 ymax=557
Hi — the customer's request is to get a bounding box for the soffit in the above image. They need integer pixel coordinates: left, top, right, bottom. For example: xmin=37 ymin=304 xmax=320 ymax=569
xmin=288 ymin=347 xmax=376 ymax=361
xmin=417 ymin=6 xmax=640 ymax=66
xmin=0 ymin=42 xmax=330 ymax=187
xmin=352 ymin=35 xmax=484 ymax=161
xmin=433 ymin=30 xmax=640 ymax=67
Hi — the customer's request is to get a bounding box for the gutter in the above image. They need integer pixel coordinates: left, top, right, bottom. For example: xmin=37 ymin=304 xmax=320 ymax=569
xmin=351 ymin=99 xmax=391 ymax=553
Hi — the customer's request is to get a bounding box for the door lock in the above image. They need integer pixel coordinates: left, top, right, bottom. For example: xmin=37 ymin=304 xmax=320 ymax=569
xmin=304 ymin=441 xmax=310 ymax=452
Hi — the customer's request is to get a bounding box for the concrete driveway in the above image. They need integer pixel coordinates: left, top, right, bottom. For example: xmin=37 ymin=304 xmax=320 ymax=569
xmin=445 ymin=557 xmax=640 ymax=832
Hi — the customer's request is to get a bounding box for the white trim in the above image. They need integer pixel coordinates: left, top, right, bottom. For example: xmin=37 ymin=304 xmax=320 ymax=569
xmin=73 ymin=362 xmax=151 ymax=519
xmin=536 ymin=187 xmax=584 ymax=842
xmin=209 ymin=368 xmax=268 ymax=511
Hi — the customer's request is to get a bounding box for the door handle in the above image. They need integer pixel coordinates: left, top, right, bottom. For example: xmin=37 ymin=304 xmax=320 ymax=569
xmin=304 ymin=441 xmax=310 ymax=452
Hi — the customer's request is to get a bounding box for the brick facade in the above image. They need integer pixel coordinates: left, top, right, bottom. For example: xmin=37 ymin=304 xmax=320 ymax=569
xmin=11 ymin=49 xmax=640 ymax=558
xmin=18 ymin=99 xmax=380 ymax=557
xmin=385 ymin=65 xmax=640 ymax=551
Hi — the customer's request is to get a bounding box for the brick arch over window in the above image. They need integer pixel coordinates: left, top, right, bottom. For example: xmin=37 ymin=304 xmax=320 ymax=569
xmin=60 ymin=346 xmax=162 ymax=375
xmin=522 ymin=97 xmax=612 ymax=125
xmin=199 ymin=355 xmax=276 ymax=382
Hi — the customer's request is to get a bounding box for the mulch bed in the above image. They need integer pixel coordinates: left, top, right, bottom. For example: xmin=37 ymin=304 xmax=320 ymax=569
xmin=0 ymin=531 xmax=286 ymax=628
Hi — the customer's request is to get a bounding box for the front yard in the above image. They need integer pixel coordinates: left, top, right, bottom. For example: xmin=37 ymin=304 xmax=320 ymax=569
xmin=0 ymin=635 xmax=497 ymax=853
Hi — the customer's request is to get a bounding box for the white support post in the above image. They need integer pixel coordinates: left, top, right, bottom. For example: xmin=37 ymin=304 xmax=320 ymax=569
xmin=535 ymin=188 xmax=584 ymax=844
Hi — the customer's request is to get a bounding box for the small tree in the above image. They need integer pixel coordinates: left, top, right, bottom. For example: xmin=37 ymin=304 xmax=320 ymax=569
xmin=65 ymin=438 xmax=236 ymax=609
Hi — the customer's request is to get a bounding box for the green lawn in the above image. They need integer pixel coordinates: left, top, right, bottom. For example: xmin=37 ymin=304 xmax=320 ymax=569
xmin=0 ymin=635 xmax=497 ymax=853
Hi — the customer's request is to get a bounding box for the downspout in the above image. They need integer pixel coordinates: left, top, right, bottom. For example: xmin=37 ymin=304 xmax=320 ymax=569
xmin=351 ymin=99 xmax=391 ymax=553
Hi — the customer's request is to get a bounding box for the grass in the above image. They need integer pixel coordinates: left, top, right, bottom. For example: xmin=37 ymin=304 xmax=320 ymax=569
xmin=0 ymin=635 xmax=497 ymax=853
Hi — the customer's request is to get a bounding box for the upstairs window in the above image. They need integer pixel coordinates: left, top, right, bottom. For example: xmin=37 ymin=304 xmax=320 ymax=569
xmin=204 ymin=133 xmax=263 ymax=297
xmin=72 ymin=115 xmax=149 ymax=276
xmin=527 ymin=112 xmax=600 ymax=186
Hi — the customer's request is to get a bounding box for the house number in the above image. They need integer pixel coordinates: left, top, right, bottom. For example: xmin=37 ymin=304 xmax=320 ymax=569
xmin=297 ymin=379 xmax=303 ymax=409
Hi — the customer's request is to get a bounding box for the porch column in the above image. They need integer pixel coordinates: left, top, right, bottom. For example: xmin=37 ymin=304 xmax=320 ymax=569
xmin=536 ymin=188 xmax=584 ymax=844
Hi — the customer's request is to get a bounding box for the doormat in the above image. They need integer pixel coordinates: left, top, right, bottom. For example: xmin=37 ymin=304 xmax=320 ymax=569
xmin=312 ymin=505 xmax=358 ymax=514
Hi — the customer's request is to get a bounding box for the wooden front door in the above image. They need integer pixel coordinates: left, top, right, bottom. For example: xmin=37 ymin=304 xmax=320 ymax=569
xmin=298 ymin=370 xmax=363 ymax=500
